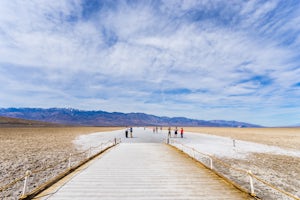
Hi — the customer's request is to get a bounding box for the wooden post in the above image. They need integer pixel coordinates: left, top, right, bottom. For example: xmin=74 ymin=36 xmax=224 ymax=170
xmin=209 ymin=157 xmax=213 ymax=170
xmin=248 ymin=170 xmax=255 ymax=195
xmin=68 ymin=153 xmax=72 ymax=169
xmin=88 ymin=146 xmax=91 ymax=158
xmin=21 ymin=170 xmax=31 ymax=197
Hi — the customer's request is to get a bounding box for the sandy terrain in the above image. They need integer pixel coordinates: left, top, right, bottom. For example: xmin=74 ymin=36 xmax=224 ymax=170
xmin=181 ymin=127 xmax=300 ymax=199
xmin=0 ymin=127 xmax=122 ymax=199
xmin=183 ymin=127 xmax=300 ymax=150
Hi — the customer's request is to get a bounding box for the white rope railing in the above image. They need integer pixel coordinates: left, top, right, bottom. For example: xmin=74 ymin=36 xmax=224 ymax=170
xmin=168 ymin=138 xmax=300 ymax=200
xmin=0 ymin=138 xmax=121 ymax=199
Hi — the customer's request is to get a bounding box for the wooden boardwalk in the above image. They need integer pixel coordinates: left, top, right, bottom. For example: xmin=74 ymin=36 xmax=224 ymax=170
xmin=35 ymin=130 xmax=252 ymax=200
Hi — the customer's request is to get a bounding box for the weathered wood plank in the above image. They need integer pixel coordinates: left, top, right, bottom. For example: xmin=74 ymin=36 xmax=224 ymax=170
xmin=36 ymin=143 xmax=252 ymax=200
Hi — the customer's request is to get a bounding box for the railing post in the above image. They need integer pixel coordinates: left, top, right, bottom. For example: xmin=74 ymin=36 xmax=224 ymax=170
xmin=248 ymin=170 xmax=255 ymax=196
xmin=192 ymin=149 xmax=195 ymax=158
xmin=21 ymin=170 xmax=31 ymax=197
xmin=233 ymin=139 xmax=236 ymax=148
xmin=68 ymin=153 xmax=72 ymax=169
xmin=88 ymin=146 xmax=91 ymax=158
xmin=209 ymin=157 xmax=213 ymax=170
xmin=114 ymin=137 xmax=117 ymax=145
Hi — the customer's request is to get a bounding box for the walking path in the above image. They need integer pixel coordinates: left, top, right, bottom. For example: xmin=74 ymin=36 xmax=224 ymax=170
xmin=36 ymin=128 xmax=253 ymax=200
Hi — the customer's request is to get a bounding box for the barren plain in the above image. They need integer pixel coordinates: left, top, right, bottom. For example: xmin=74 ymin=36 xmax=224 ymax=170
xmin=1 ymin=127 xmax=299 ymax=199
xmin=0 ymin=127 xmax=122 ymax=198
xmin=184 ymin=127 xmax=300 ymax=150
xmin=183 ymin=127 xmax=300 ymax=199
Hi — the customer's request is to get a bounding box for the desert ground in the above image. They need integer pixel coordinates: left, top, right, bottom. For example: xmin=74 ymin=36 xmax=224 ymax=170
xmin=182 ymin=127 xmax=300 ymax=199
xmin=0 ymin=127 xmax=122 ymax=199
xmin=184 ymin=127 xmax=300 ymax=150
xmin=1 ymin=127 xmax=299 ymax=199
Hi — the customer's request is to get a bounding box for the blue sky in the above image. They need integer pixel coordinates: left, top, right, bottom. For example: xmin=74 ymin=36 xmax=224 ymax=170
xmin=0 ymin=0 xmax=300 ymax=126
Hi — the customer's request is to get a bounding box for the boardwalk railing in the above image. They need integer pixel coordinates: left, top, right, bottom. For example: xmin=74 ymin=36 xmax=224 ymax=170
xmin=0 ymin=138 xmax=121 ymax=200
xmin=167 ymin=138 xmax=300 ymax=200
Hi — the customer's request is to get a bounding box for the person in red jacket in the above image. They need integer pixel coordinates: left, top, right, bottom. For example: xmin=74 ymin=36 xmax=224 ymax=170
xmin=180 ymin=128 xmax=184 ymax=138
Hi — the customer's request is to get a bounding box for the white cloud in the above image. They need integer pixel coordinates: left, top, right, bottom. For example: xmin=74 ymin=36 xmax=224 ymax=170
xmin=0 ymin=0 xmax=300 ymax=126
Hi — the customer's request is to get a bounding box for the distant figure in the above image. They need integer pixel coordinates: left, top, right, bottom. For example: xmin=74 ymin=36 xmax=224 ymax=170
xmin=130 ymin=127 xmax=133 ymax=138
xmin=153 ymin=127 xmax=155 ymax=133
xmin=174 ymin=127 xmax=178 ymax=138
xmin=168 ymin=127 xmax=171 ymax=138
xmin=155 ymin=126 xmax=158 ymax=133
xmin=160 ymin=126 xmax=162 ymax=132
xmin=180 ymin=128 xmax=184 ymax=138
xmin=125 ymin=128 xmax=128 ymax=138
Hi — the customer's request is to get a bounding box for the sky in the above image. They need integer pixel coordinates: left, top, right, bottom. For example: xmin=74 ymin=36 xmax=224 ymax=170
xmin=0 ymin=0 xmax=300 ymax=126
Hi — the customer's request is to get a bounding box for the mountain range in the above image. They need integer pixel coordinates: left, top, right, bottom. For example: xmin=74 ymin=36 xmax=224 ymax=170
xmin=0 ymin=108 xmax=261 ymax=127
xmin=0 ymin=116 xmax=59 ymax=127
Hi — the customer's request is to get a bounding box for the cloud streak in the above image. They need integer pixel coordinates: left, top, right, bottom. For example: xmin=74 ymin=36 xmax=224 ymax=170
xmin=0 ymin=0 xmax=300 ymax=126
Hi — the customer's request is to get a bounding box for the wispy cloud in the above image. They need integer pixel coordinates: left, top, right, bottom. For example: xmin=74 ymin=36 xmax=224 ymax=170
xmin=0 ymin=0 xmax=300 ymax=126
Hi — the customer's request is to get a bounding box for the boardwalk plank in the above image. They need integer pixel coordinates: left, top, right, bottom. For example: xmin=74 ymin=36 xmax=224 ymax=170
xmin=37 ymin=142 xmax=252 ymax=200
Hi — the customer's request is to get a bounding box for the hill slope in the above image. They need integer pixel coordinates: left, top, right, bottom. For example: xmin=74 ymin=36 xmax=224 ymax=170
xmin=0 ymin=116 xmax=59 ymax=127
xmin=0 ymin=108 xmax=261 ymax=127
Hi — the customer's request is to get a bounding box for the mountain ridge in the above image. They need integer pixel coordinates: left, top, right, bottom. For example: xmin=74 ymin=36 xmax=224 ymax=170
xmin=0 ymin=116 xmax=61 ymax=127
xmin=0 ymin=108 xmax=262 ymax=127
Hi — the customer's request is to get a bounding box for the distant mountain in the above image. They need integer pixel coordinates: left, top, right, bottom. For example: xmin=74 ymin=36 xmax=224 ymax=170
xmin=0 ymin=116 xmax=60 ymax=127
xmin=282 ymin=124 xmax=300 ymax=128
xmin=0 ymin=108 xmax=261 ymax=127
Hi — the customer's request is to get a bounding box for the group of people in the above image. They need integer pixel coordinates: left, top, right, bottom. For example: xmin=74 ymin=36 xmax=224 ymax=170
xmin=152 ymin=126 xmax=162 ymax=133
xmin=125 ymin=127 xmax=133 ymax=138
xmin=127 ymin=126 xmax=184 ymax=138
xmin=168 ymin=127 xmax=184 ymax=138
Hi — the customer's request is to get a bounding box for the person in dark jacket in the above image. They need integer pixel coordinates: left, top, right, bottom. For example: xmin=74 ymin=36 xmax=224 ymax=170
xmin=168 ymin=127 xmax=171 ymax=138
xmin=130 ymin=127 xmax=133 ymax=138
xmin=125 ymin=128 xmax=128 ymax=138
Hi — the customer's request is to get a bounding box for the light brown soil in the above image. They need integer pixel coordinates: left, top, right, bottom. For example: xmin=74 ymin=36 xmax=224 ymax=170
xmin=184 ymin=127 xmax=300 ymax=150
xmin=1 ymin=127 xmax=300 ymax=199
xmin=0 ymin=127 xmax=122 ymax=199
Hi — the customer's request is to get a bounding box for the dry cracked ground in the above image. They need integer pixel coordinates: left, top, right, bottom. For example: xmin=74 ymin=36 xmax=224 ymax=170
xmin=0 ymin=127 xmax=121 ymax=199
xmin=1 ymin=127 xmax=299 ymax=199
xmin=184 ymin=127 xmax=300 ymax=199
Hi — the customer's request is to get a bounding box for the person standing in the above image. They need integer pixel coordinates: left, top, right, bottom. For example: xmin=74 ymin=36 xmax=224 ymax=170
xmin=125 ymin=128 xmax=128 ymax=138
xmin=168 ymin=127 xmax=171 ymax=138
xmin=174 ymin=127 xmax=178 ymax=138
xmin=130 ymin=127 xmax=133 ymax=138
xmin=180 ymin=128 xmax=184 ymax=138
